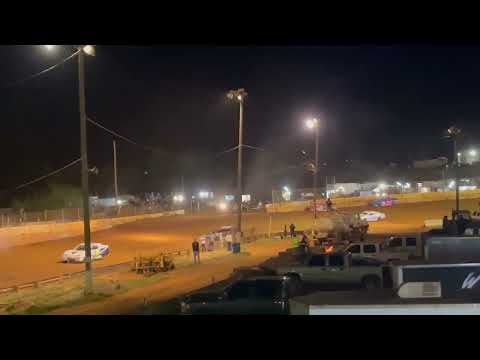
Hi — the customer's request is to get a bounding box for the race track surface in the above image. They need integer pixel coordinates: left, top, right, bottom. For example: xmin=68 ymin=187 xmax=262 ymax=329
xmin=0 ymin=197 xmax=478 ymax=288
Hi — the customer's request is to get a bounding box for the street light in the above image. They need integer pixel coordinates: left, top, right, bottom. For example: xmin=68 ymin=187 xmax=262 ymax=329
xmin=227 ymin=88 xmax=247 ymax=239
xmin=470 ymin=149 xmax=477 ymax=157
xmin=305 ymin=117 xmax=320 ymax=220
xmin=44 ymin=44 xmax=96 ymax=295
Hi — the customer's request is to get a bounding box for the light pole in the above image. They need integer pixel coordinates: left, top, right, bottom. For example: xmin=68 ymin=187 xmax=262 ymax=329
xmin=447 ymin=126 xmax=461 ymax=214
xmin=306 ymin=118 xmax=320 ymax=220
xmin=227 ymin=88 xmax=247 ymax=240
xmin=45 ymin=45 xmax=96 ymax=294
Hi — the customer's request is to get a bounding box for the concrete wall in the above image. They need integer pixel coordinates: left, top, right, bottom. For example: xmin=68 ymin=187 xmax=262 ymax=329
xmin=0 ymin=210 xmax=185 ymax=249
xmin=266 ymin=190 xmax=480 ymax=213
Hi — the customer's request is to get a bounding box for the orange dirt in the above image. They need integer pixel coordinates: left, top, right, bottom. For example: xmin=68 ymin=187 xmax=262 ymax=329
xmin=0 ymin=197 xmax=477 ymax=289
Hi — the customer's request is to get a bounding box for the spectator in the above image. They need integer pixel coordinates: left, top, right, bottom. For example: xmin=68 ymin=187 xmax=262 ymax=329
xmin=200 ymin=236 xmax=207 ymax=252
xmin=192 ymin=238 xmax=200 ymax=264
xmin=283 ymin=225 xmax=288 ymax=239
xmin=442 ymin=216 xmax=449 ymax=231
xmin=326 ymin=198 xmax=333 ymax=211
xmin=300 ymin=233 xmax=309 ymax=253
xmin=226 ymin=232 xmax=233 ymax=251
xmin=289 ymin=223 xmax=296 ymax=238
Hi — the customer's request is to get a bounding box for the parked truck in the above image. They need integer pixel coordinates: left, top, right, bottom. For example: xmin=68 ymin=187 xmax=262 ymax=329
xmin=272 ymin=251 xmax=386 ymax=291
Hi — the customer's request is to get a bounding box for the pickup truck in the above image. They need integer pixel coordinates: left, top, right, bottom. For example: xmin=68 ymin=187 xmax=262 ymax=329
xmin=180 ymin=276 xmax=297 ymax=315
xmin=274 ymin=252 xmax=385 ymax=291
xmin=343 ymin=242 xmax=410 ymax=262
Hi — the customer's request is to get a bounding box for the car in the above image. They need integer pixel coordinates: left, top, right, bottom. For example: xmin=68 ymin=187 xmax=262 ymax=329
xmin=359 ymin=211 xmax=386 ymax=222
xmin=62 ymin=243 xmax=110 ymax=263
xmin=180 ymin=276 xmax=298 ymax=315
xmin=369 ymin=197 xmax=399 ymax=207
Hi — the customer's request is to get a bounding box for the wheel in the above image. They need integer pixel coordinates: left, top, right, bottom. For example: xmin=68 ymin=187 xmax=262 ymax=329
xmin=362 ymin=276 xmax=380 ymax=291
xmin=285 ymin=273 xmax=303 ymax=295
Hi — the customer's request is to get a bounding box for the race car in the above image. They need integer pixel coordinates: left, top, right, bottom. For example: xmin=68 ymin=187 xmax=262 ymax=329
xmin=63 ymin=243 xmax=110 ymax=263
xmin=369 ymin=197 xmax=399 ymax=208
xmin=359 ymin=211 xmax=386 ymax=222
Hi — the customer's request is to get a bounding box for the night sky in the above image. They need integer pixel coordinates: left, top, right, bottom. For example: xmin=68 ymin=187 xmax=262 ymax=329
xmin=1 ymin=45 xmax=480 ymax=201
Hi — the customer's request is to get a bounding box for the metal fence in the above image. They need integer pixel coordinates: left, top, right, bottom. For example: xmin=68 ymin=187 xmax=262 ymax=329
xmin=0 ymin=205 xmax=165 ymax=228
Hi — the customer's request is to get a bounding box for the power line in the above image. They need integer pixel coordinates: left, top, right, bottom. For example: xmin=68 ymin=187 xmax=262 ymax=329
xmin=7 ymin=158 xmax=82 ymax=192
xmin=2 ymin=50 xmax=80 ymax=89
xmin=87 ymin=116 xmax=158 ymax=152
xmin=216 ymin=144 xmax=265 ymax=157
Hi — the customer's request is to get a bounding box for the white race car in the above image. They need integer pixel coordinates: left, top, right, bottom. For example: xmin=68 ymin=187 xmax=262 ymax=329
xmin=63 ymin=243 xmax=110 ymax=263
xmin=359 ymin=211 xmax=386 ymax=222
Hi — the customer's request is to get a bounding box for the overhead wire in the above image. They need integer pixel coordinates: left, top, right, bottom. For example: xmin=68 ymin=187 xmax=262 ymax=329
xmin=0 ymin=157 xmax=82 ymax=194
xmin=2 ymin=50 xmax=80 ymax=89
xmin=87 ymin=116 xmax=159 ymax=152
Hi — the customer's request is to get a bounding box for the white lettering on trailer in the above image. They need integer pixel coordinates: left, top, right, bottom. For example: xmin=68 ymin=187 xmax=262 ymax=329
xmin=462 ymin=273 xmax=480 ymax=289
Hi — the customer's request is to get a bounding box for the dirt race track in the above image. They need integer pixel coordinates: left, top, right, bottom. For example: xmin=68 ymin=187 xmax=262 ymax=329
xmin=0 ymin=197 xmax=479 ymax=289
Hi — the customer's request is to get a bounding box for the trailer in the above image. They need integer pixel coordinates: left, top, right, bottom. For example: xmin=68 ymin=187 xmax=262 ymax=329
xmin=289 ymin=289 xmax=480 ymax=315
xmin=289 ymin=260 xmax=480 ymax=314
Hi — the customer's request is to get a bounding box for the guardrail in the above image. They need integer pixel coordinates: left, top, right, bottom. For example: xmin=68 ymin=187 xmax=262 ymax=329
xmin=0 ymin=231 xmax=297 ymax=296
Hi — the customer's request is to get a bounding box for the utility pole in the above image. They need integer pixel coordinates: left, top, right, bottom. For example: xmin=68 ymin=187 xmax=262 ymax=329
xmin=454 ymin=138 xmax=460 ymax=213
xmin=305 ymin=118 xmax=320 ymax=221
xmin=78 ymin=47 xmax=93 ymax=295
xmin=237 ymin=98 xmax=244 ymax=234
xmin=313 ymin=125 xmax=319 ymax=219
xmin=447 ymin=126 xmax=461 ymax=214
xmin=227 ymin=88 xmax=248 ymax=239
xmin=113 ymin=139 xmax=119 ymax=199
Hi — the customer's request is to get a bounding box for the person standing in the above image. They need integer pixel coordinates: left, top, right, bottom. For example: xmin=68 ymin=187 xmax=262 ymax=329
xmin=442 ymin=216 xmax=449 ymax=232
xmin=300 ymin=233 xmax=309 ymax=254
xmin=192 ymin=238 xmax=200 ymax=264
xmin=289 ymin=223 xmax=296 ymax=238
xmin=283 ymin=225 xmax=288 ymax=239
xmin=226 ymin=232 xmax=233 ymax=251
xmin=200 ymin=236 xmax=207 ymax=252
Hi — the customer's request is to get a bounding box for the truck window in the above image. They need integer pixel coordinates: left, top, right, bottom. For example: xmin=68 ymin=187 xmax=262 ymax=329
xmin=309 ymin=255 xmax=326 ymax=267
xmin=363 ymin=244 xmax=377 ymax=253
xmin=228 ymin=281 xmax=251 ymax=300
xmin=406 ymin=237 xmax=417 ymax=247
xmin=328 ymin=255 xmax=344 ymax=267
xmin=388 ymin=237 xmax=402 ymax=247
xmin=252 ymin=280 xmax=282 ymax=299
xmin=348 ymin=244 xmax=361 ymax=254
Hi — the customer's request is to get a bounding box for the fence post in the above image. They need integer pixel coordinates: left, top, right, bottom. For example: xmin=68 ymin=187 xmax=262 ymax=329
xmin=6 ymin=216 xmax=9 ymax=227
xmin=62 ymin=209 xmax=65 ymax=223
xmin=268 ymin=215 xmax=272 ymax=240
xmin=77 ymin=208 xmax=80 ymax=221
xmin=44 ymin=210 xmax=47 ymax=222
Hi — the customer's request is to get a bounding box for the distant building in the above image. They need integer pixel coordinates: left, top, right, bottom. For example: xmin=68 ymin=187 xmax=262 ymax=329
xmin=413 ymin=157 xmax=448 ymax=169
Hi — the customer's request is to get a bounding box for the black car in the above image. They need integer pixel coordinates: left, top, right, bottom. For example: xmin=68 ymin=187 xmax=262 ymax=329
xmin=180 ymin=276 xmax=299 ymax=315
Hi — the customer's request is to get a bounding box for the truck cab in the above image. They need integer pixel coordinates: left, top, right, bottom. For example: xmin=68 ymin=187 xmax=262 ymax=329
xmin=344 ymin=242 xmax=410 ymax=262
xmin=384 ymin=235 xmax=421 ymax=258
